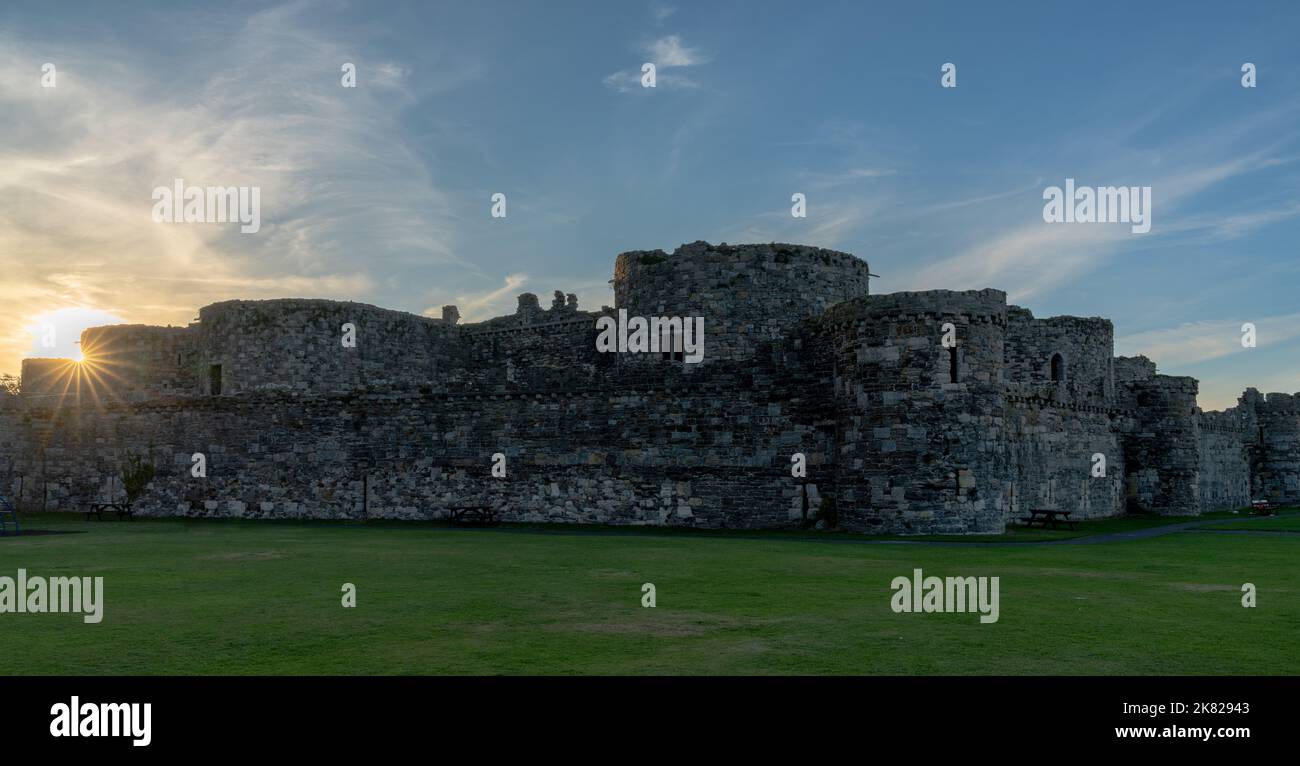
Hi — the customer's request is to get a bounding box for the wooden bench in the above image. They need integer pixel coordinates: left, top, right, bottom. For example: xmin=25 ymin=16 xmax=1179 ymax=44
xmin=1019 ymin=508 xmax=1076 ymax=530
xmin=85 ymin=502 xmax=134 ymax=521
xmin=446 ymin=505 xmax=498 ymax=526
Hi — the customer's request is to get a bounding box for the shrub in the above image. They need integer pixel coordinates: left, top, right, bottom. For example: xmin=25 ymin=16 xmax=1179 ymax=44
xmin=120 ymin=452 xmax=157 ymax=505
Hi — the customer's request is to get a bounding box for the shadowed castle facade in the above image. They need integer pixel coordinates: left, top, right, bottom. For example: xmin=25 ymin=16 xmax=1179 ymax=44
xmin=3 ymin=242 xmax=1297 ymax=534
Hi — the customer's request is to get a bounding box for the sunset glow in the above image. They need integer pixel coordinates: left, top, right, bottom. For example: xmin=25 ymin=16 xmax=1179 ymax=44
xmin=25 ymin=307 xmax=125 ymax=362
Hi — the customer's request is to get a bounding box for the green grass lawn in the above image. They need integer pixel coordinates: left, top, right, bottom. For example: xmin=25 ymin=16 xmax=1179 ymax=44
xmin=1203 ymin=513 xmax=1300 ymax=532
xmin=0 ymin=511 xmax=1296 ymax=675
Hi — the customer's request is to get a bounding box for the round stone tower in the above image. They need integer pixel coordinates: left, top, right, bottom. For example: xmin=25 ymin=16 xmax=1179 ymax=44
xmin=196 ymin=299 xmax=450 ymax=395
xmin=613 ymin=241 xmax=873 ymax=363
xmin=820 ymin=288 xmax=1009 ymax=534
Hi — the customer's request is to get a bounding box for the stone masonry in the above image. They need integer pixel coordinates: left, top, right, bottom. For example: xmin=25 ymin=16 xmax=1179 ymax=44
xmin=2 ymin=242 xmax=1296 ymax=534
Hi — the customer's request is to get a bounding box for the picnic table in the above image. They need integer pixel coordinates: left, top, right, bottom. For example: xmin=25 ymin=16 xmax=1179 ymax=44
xmin=85 ymin=502 xmax=134 ymax=521
xmin=1020 ymin=508 xmax=1076 ymax=530
xmin=446 ymin=505 xmax=498 ymax=526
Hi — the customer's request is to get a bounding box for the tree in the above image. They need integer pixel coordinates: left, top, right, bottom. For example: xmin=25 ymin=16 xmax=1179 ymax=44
xmin=120 ymin=451 xmax=156 ymax=506
xmin=0 ymin=374 xmax=18 ymax=396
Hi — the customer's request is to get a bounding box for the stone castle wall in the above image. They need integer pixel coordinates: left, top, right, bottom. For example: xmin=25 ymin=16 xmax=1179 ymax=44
xmin=614 ymin=241 xmax=872 ymax=364
xmin=819 ymin=289 xmax=1008 ymax=533
xmin=196 ymin=300 xmax=453 ymax=396
xmin=0 ymin=380 xmax=833 ymax=530
xmin=20 ymin=326 xmax=197 ymax=405
xmin=1197 ymin=402 xmax=1254 ymax=513
xmin=1255 ymin=393 xmax=1300 ymax=503
xmin=1119 ymin=375 xmax=1202 ymax=515
xmin=1003 ymin=400 xmax=1125 ymax=521
xmin=18 ymin=358 xmax=83 ymax=404
xmin=2 ymin=241 xmax=1297 ymax=532
xmin=1005 ymin=308 xmax=1115 ymax=407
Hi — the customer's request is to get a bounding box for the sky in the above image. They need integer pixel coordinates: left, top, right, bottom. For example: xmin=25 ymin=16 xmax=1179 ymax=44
xmin=1 ymin=0 xmax=1298 ymax=409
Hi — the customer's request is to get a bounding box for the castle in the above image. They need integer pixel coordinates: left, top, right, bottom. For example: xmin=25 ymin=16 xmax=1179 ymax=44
xmin=2 ymin=242 xmax=1297 ymax=534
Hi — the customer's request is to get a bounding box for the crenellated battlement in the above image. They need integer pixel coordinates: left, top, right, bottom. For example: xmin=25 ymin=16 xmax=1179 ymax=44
xmin=821 ymin=288 xmax=1007 ymax=327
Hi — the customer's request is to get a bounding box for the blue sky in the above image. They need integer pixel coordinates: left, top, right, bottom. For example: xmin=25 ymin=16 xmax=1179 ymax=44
xmin=1 ymin=0 xmax=1298 ymax=408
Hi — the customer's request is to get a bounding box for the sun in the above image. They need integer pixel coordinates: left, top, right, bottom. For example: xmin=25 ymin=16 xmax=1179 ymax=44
xmin=20 ymin=307 xmax=129 ymax=407
xmin=26 ymin=307 xmax=125 ymax=361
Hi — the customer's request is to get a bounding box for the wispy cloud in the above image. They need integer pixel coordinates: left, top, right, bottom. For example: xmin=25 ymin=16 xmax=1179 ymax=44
xmin=0 ymin=3 xmax=476 ymax=374
xmin=423 ymin=274 xmax=613 ymax=324
xmin=370 ymin=62 xmax=411 ymax=88
xmin=917 ymin=179 xmax=1045 ymax=215
xmin=1164 ymin=198 xmax=1300 ymax=243
xmin=652 ymin=5 xmax=677 ymax=24
xmin=799 ymin=167 xmax=896 ymax=190
xmin=603 ymin=33 xmax=710 ymax=93
xmin=1116 ymin=312 xmax=1300 ymax=367
xmin=426 ymin=273 xmax=529 ymax=321
xmin=602 ymin=69 xmax=700 ymax=93
xmin=891 ymin=138 xmax=1300 ymax=301
xmin=646 ymin=35 xmax=708 ymax=67
xmin=718 ymin=196 xmax=890 ymax=250
xmin=893 ymin=221 xmax=1121 ymax=300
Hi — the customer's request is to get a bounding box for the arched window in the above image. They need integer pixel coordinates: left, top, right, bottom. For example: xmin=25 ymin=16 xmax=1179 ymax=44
xmin=948 ymin=347 xmax=959 ymax=383
xmin=1050 ymin=353 xmax=1065 ymax=382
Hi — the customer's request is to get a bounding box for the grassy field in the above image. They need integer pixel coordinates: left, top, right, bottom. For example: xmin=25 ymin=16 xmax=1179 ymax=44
xmin=0 ymin=510 xmax=1297 ymax=675
xmin=1204 ymin=514 xmax=1300 ymax=533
